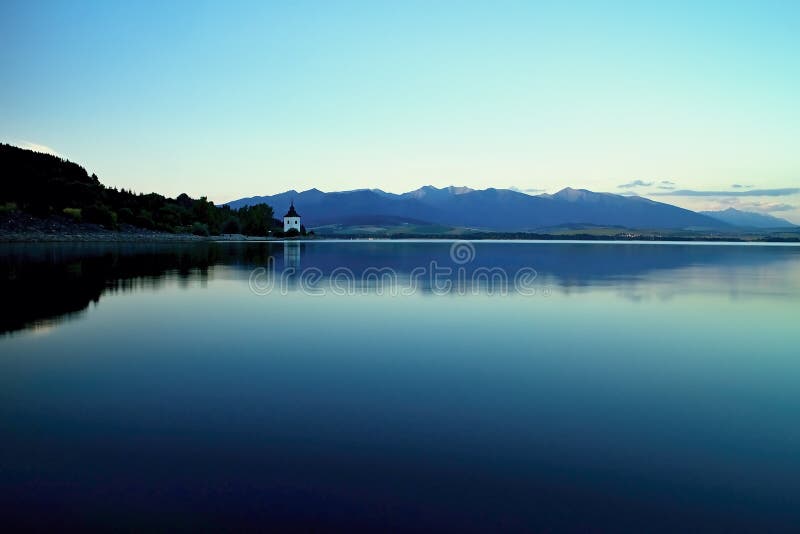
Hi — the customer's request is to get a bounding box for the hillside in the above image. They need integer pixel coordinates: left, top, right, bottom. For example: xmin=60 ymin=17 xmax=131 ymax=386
xmin=1 ymin=144 xmax=276 ymax=236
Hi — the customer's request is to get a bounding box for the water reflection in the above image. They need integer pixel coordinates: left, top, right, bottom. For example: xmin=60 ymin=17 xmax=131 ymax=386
xmin=2 ymin=241 xmax=799 ymax=335
xmin=284 ymin=241 xmax=301 ymax=269
xmin=3 ymin=241 xmax=800 ymax=531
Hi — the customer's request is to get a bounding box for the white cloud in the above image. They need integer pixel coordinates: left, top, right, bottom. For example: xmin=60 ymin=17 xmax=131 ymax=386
xmin=717 ymin=199 xmax=797 ymax=213
xmin=618 ymin=179 xmax=653 ymax=188
xmin=652 ymin=187 xmax=800 ymax=197
xmin=14 ymin=141 xmax=61 ymax=157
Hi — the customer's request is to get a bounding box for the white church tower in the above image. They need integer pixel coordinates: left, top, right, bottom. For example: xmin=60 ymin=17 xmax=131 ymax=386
xmin=283 ymin=201 xmax=301 ymax=232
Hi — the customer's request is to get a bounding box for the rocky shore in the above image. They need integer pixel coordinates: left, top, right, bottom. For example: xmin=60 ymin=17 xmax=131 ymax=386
xmin=0 ymin=210 xmax=207 ymax=242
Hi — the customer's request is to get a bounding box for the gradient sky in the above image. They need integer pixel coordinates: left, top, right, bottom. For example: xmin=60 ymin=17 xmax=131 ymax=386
xmin=2 ymin=1 xmax=798 ymax=221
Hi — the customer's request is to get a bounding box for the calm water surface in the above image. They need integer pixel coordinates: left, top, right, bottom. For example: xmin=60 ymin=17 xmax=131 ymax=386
xmin=2 ymin=241 xmax=800 ymax=531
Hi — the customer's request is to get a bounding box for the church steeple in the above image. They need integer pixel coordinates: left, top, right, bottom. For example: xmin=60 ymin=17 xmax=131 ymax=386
xmin=284 ymin=200 xmax=300 ymax=218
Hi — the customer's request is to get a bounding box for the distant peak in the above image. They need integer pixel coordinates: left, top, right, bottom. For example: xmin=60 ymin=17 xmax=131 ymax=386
xmin=405 ymin=186 xmax=434 ymax=199
xmin=343 ymin=188 xmax=384 ymax=194
xmin=445 ymin=185 xmax=474 ymax=195
xmin=556 ymin=186 xmax=596 ymax=194
xmin=405 ymin=185 xmax=474 ymax=199
xmin=553 ymin=187 xmax=590 ymax=200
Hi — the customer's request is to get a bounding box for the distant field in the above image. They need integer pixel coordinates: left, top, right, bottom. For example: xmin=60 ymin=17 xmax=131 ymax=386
xmin=310 ymin=222 xmax=800 ymax=242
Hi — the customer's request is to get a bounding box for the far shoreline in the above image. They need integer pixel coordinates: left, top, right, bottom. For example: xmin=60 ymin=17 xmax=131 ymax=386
xmin=2 ymin=230 xmax=799 ymax=244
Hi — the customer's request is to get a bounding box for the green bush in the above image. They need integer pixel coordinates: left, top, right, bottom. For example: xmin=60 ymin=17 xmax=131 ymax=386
xmin=191 ymin=222 xmax=210 ymax=236
xmin=62 ymin=207 xmax=82 ymax=221
xmin=222 ymin=217 xmax=241 ymax=234
xmin=134 ymin=215 xmax=154 ymax=229
xmin=156 ymin=222 xmax=176 ymax=233
xmin=83 ymin=204 xmax=117 ymax=229
xmin=157 ymin=205 xmax=183 ymax=227
xmin=117 ymin=207 xmax=135 ymax=224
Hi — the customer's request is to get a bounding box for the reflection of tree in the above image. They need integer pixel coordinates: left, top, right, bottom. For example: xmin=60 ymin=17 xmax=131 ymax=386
xmin=2 ymin=258 xmax=105 ymax=334
xmin=1 ymin=243 xmax=282 ymax=335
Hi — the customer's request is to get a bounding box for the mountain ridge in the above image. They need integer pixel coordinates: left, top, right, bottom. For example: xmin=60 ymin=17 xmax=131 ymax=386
xmin=700 ymin=207 xmax=796 ymax=228
xmin=224 ymin=185 xmax=731 ymax=231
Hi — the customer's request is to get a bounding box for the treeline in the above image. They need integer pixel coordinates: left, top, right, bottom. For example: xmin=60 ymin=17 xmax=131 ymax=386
xmin=1 ymin=143 xmax=277 ymax=236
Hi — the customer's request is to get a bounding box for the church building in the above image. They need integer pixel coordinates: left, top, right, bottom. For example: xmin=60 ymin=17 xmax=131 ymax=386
xmin=283 ymin=201 xmax=301 ymax=232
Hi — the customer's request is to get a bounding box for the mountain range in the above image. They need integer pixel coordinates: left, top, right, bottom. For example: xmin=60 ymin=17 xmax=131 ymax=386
xmin=700 ymin=207 xmax=796 ymax=229
xmin=225 ymin=186 xmax=795 ymax=231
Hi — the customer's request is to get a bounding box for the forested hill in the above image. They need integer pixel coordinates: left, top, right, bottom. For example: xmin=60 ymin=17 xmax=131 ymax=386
xmin=0 ymin=143 xmax=276 ymax=236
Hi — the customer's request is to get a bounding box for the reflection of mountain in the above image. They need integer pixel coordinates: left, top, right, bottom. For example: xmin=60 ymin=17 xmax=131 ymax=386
xmin=267 ymin=242 xmax=800 ymax=293
xmin=3 ymin=242 xmax=799 ymax=334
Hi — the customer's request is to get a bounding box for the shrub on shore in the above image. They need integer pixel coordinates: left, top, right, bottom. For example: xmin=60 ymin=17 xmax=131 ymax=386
xmin=62 ymin=207 xmax=82 ymax=221
xmin=191 ymin=222 xmax=210 ymax=236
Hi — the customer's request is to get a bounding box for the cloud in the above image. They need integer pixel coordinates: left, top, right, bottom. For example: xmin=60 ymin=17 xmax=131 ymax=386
xmin=649 ymin=180 xmax=676 ymax=190
xmin=734 ymin=201 xmax=796 ymax=213
xmin=651 ymin=188 xmax=800 ymax=197
xmin=705 ymin=198 xmax=797 ymax=214
xmin=618 ymin=179 xmax=653 ymax=188
xmin=763 ymin=203 xmax=796 ymax=212
xmin=731 ymin=184 xmax=753 ymax=189
xmin=15 ymin=141 xmax=61 ymax=157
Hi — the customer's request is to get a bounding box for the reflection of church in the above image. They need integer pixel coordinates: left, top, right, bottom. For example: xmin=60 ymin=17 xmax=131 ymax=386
xmin=283 ymin=201 xmax=301 ymax=232
xmin=284 ymin=242 xmax=301 ymax=269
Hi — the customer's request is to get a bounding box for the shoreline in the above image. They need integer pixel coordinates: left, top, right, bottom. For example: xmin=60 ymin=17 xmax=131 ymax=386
xmin=2 ymin=231 xmax=799 ymax=244
xmin=3 ymin=211 xmax=798 ymax=244
xmin=0 ymin=231 xmax=282 ymax=243
xmin=0 ymin=232 xmax=205 ymax=243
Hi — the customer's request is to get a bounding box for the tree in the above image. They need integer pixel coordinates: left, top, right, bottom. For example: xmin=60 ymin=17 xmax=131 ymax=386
xmin=0 ymin=144 xmax=279 ymax=237
xmin=238 ymin=203 xmax=275 ymax=236
xmin=222 ymin=217 xmax=241 ymax=234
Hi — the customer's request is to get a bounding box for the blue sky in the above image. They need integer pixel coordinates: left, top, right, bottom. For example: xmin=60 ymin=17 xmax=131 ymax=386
xmin=2 ymin=1 xmax=798 ymax=221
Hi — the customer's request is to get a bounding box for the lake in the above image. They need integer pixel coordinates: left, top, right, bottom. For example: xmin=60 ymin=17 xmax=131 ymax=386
xmin=2 ymin=240 xmax=800 ymax=531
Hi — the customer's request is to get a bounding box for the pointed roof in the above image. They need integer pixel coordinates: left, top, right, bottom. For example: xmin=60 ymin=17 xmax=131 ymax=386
xmin=283 ymin=201 xmax=300 ymax=218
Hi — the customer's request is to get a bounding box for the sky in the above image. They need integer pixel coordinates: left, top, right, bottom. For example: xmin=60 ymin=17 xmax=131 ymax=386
xmin=1 ymin=1 xmax=798 ymax=222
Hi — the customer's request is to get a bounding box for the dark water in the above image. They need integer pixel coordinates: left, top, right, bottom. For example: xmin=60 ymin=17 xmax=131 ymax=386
xmin=2 ymin=241 xmax=800 ymax=531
